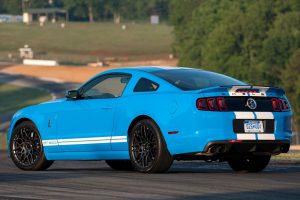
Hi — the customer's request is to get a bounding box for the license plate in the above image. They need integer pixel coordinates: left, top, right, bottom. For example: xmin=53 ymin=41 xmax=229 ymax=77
xmin=244 ymin=120 xmax=264 ymax=133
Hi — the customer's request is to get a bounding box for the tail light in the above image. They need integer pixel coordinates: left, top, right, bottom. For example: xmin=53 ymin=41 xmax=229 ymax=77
xmin=217 ymin=97 xmax=227 ymax=111
xmin=271 ymin=98 xmax=290 ymax=112
xmin=196 ymin=97 xmax=228 ymax=111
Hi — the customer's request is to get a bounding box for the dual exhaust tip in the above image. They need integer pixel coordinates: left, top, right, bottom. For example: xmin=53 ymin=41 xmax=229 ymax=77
xmin=208 ymin=145 xmax=228 ymax=154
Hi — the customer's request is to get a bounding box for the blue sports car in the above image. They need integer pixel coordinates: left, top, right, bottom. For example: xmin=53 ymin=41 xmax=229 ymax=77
xmin=8 ymin=67 xmax=292 ymax=173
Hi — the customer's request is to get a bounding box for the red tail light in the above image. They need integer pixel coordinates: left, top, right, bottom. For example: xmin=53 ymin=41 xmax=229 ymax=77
xmin=196 ymin=98 xmax=208 ymax=110
xmin=207 ymin=98 xmax=218 ymax=110
xmin=216 ymin=97 xmax=228 ymax=111
xmin=272 ymin=98 xmax=290 ymax=112
xmin=196 ymin=97 xmax=228 ymax=111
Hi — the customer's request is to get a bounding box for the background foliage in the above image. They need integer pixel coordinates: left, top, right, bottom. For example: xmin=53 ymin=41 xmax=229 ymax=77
xmin=0 ymin=0 xmax=169 ymax=22
xmin=170 ymin=0 xmax=300 ymax=131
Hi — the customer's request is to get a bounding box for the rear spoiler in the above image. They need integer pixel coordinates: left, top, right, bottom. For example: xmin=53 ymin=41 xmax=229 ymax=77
xmin=197 ymin=85 xmax=285 ymax=97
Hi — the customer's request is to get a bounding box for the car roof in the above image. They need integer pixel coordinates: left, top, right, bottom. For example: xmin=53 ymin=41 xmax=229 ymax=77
xmin=103 ymin=66 xmax=196 ymax=74
xmin=132 ymin=66 xmax=193 ymax=72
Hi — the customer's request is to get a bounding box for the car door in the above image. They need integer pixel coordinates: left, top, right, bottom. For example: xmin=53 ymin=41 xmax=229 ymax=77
xmin=56 ymin=73 xmax=131 ymax=152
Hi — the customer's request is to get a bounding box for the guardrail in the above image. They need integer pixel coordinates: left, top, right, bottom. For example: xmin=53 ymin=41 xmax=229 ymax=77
xmin=23 ymin=59 xmax=58 ymax=66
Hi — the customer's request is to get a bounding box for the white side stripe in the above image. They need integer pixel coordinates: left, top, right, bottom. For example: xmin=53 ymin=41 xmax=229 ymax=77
xmin=59 ymin=140 xmax=111 ymax=146
xmin=42 ymin=140 xmax=58 ymax=146
xmin=43 ymin=136 xmax=127 ymax=147
xmin=58 ymin=137 xmax=111 ymax=143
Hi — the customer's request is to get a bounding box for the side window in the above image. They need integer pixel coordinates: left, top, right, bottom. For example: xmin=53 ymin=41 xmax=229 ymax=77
xmin=81 ymin=74 xmax=131 ymax=99
xmin=134 ymin=78 xmax=159 ymax=92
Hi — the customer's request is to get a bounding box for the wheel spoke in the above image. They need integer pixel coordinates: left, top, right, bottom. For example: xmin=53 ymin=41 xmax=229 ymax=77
xmin=12 ymin=126 xmax=42 ymax=167
xmin=132 ymin=123 xmax=158 ymax=169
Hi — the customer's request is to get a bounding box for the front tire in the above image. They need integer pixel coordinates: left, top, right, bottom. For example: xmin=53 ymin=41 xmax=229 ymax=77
xmin=228 ymin=155 xmax=271 ymax=172
xmin=129 ymin=119 xmax=173 ymax=173
xmin=10 ymin=121 xmax=54 ymax=171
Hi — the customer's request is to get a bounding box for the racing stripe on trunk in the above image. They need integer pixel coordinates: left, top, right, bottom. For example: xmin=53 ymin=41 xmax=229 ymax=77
xmin=236 ymin=134 xmax=256 ymax=140
xmin=254 ymin=112 xmax=275 ymax=140
xmin=234 ymin=112 xmax=256 ymax=140
xmin=257 ymin=134 xmax=275 ymax=140
xmin=227 ymin=86 xmax=270 ymax=97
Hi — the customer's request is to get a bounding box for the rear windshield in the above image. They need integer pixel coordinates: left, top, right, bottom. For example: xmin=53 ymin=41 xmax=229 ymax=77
xmin=151 ymin=69 xmax=246 ymax=90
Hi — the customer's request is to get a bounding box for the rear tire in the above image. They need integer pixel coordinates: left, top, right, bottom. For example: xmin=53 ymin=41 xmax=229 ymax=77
xmin=10 ymin=121 xmax=54 ymax=171
xmin=129 ymin=119 xmax=173 ymax=173
xmin=228 ymin=155 xmax=271 ymax=172
xmin=105 ymin=160 xmax=134 ymax=171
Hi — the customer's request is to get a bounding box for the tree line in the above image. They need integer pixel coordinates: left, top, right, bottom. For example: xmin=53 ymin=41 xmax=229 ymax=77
xmin=0 ymin=0 xmax=169 ymax=22
xmin=170 ymin=0 xmax=300 ymax=131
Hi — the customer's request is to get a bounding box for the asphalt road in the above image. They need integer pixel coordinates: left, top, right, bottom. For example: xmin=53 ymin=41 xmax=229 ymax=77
xmin=0 ymin=151 xmax=299 ymax=200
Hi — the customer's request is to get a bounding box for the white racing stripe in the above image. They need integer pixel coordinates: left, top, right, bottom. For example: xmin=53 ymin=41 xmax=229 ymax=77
xmin=43 ymin=136 xmax=127 ymax=147
xmin=234 ymin=112 xmax=255 ymax=119
xmin=251 ymin=86 xmax=269 ymax=97
xmin=257 ymin=134 xmax=275 ymax=140
xmin=255 ymin=112 xmax=274 ymax=119
xmin=228 ymin=86 xmax=270 ymax=97
xmin=233 ymin=105 xmax=276 ymax=140
xmin=228 ymin=86 xmax=250 ymax=96
xmin=236 ymin=134 xmax=256 ymax=140
xmin=255 ymin=112 xmax=275 ymax=140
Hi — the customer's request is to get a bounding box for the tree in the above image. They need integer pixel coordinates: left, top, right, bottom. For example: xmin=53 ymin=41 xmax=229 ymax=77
xmin=63 ymin=0 xmax=102 ymax=22
xmin=171 ymin=0 xmax=300 ymax=129
xmin=262 ymin=11 xmax=300 ymax=85
xmin=169 ymin=0 xmax=205 ymax=58
xmin=2 ymin=0 xmax=22 ymax=14
xmin=281 ymin=50 xmax=300 ymax=132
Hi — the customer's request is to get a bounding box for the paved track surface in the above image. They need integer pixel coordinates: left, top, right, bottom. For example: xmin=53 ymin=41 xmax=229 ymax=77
xmin=0 ymin=151 xmax=299 ymax=200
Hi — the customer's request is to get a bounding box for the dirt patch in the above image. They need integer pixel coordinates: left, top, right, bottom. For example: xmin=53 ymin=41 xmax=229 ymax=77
xmin=0 ymin=59 xmax=177 ymax=83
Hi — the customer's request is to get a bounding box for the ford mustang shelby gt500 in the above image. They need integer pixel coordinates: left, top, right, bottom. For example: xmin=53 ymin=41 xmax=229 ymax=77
xmin=8 ymin=67 xmax=292 ymax=173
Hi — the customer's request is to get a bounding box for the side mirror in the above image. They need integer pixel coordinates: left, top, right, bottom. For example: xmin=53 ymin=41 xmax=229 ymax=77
xmin=66 ymin=90 xmax=80 ymax=99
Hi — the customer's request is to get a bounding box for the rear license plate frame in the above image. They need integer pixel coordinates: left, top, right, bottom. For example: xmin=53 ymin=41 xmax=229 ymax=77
xmin=244 ymin=120 xmax=264 ymax=133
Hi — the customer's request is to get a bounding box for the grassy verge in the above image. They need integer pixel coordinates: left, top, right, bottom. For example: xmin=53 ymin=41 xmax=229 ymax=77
xmin=0 ymin=133 xmax=7 ymax=150
xmin=0 ymin=83 xmax=52 ymax=114
xmin=0 ymin=22 xmax=173 ymax=64
xmin=273 ymin=153 xmax=300 ymax=160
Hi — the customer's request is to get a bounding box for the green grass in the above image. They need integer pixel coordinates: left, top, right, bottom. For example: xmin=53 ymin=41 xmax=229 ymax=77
xmin=0 ymin=22 xmax=173 ymax=64
xmin=273 ymin=153 xmax=300 ymax=160
xmin=0 ymin=83 xmax=52 ymax=114
xmin=0 ymin=133 xmax=6 ymax=150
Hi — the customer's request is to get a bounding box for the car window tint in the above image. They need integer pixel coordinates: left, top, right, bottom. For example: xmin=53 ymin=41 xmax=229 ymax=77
xmin=134 ymin=78 xmax=159 ymax=92
xmin=151 ymin=69 xmax=246 ymax=90
xmin=81 ymin=74 xmax=131 ymax=99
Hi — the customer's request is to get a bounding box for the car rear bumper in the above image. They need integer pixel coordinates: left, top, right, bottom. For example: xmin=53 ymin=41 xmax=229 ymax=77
xmin=202 ymin=140 xmax=290 ymax=155
xmin=174 ymin=140 xmax=290 ymax=160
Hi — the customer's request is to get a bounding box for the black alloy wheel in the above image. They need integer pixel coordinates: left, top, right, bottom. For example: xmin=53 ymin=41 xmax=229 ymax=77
xmin=10 ymin=121 xmax=53 ymax=171
xmin=129 ymin=119 xmax=173 ymax=173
